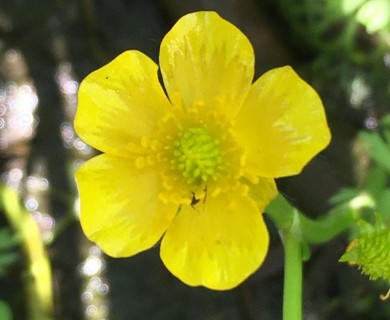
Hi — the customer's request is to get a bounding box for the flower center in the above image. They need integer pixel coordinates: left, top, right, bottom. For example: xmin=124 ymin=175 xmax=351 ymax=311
xmin=135 ymin=112 xmax=247 ymax=205
xmin=172 ymin=127 xmax=222 ymax=184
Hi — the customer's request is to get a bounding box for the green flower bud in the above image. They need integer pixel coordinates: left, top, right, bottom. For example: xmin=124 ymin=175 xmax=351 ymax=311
xmin=340 ymin=217 xmax=390 ymax=283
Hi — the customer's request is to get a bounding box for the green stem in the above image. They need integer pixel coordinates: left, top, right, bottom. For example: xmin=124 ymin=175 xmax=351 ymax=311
xmin=266 ymin=193 xmax=374 ymax=244
xmin=264 ymin=192 xmax=375 ymax=320
xmin=282 ymin=228 xmax=303 ymax=320
xmin=299 ymin=203 xmax=358 ymax=244
xmin=0 ymin=184 xmax=54 ymax=320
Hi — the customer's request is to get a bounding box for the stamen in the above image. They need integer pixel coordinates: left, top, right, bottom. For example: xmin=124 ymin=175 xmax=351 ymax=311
xmin=171 ymin=127 xmax=223 ymax=184
xmin=148 ymin=111 xmax=245 ymax=205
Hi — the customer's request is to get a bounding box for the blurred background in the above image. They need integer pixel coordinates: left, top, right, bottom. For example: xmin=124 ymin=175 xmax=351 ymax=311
xmin=0 ymin=0 xmax=389 ymax=319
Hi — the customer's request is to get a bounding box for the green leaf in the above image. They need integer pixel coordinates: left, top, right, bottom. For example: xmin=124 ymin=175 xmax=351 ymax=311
xmin=380 ymin=114 xmax=390 ymax=127
xmin=377 ymin=188 xmax=390 ymax=222
xmin=341 ymin=0 xmax=366 ymax=15
xmin=363 ymin=165 xmax=388 ymax=199
xmin=0 ymin=228 xmax=20 ymax=250
xmin=0 ymin=300 xmax=13 ymax=320
xmin=339 ymin=246 xmax=359 ymax=263
xmin=0 ymin=252 xmax=19 ymax=268
xmin=380 ymin=114 xmax=390 ymax=144
xmin=360 ymin=131 xmax=390 ymax=174
xmin=356 ymin=0 xmax=390 ymax=33
xmin=328 ymin=188 xmax=360 ymax=205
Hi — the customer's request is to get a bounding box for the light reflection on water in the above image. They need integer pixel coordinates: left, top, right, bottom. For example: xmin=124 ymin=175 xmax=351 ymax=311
xmin=348 ymin=76 xmax=371 ymax=108
xmin=1 ymin=167 xmax=24 ymax=189
xmin=55 ymin=62 xmax=78 ymax=119
xmin=0 ymin=49 xmax=39 ymax=199
xmin=25 ymin=158 xmax=55 ymax=244
xmin=0 ymin=82 xmax=38 ymax=147
xmin=56 ymin=62 xmax=92 ymax=156
xmin=82 ymin=255 xmax=104 ymax=276
xmin=364 ymin=116 xmax=378 ymax=130
xmin=56 ymin=61 xmax=109 ymax=320
xmin=0 ymin=47 xmax=108 ymax=319
xmin=60 ymin=121 xmax=75 ymax=148
xmin=26 ymin=175 xmax=49 ymax=191
xmin=24 ymin=196 xmax=39 ymax=211
xmin=347 ymin=75 xmax=379 ymax=131
xmin=79 ymin=245 xmax=110 ymax=320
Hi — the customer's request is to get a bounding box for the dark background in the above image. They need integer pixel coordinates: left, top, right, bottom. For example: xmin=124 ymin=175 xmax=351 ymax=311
xmin=0 ymin=0 xmax=389 ymax=319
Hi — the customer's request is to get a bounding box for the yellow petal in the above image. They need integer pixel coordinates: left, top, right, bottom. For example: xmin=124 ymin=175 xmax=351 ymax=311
xmin=160 ymin=192 xmax=270 ymax=290
xmin=235 ymin=66 xmax=331 ymax=178
xmin=248 ymin=177 xmax=278 ymax=209
xmin=160 ymin=11 xmax=254 ymax=119
xmin=76 ymin=154 xmax=176 ymax=257
xmin=75 ymin=51 xmax=171 ymax=157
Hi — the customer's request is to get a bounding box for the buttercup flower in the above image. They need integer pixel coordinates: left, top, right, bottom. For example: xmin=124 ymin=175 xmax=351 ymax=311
xmin=75 ymin=11 xmax=330 ymax=290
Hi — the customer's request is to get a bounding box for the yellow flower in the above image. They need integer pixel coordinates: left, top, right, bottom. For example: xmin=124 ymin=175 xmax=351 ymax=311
xmin=75 ymin=11 xmax=330 ymax=290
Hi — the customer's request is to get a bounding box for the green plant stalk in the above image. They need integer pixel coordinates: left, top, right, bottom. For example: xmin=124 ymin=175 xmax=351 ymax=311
xmin=265 ymin=192 xmax=374 ymax=320
xmin=299 ymin=203 xmax=358 ymax=244
xmin=266 ymin=193 xmax=374 ymax=244
xmin=0 ymin=184 xmax=53 ymax=320
xmin=282 ymin=228 xmax=302 ymax=320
